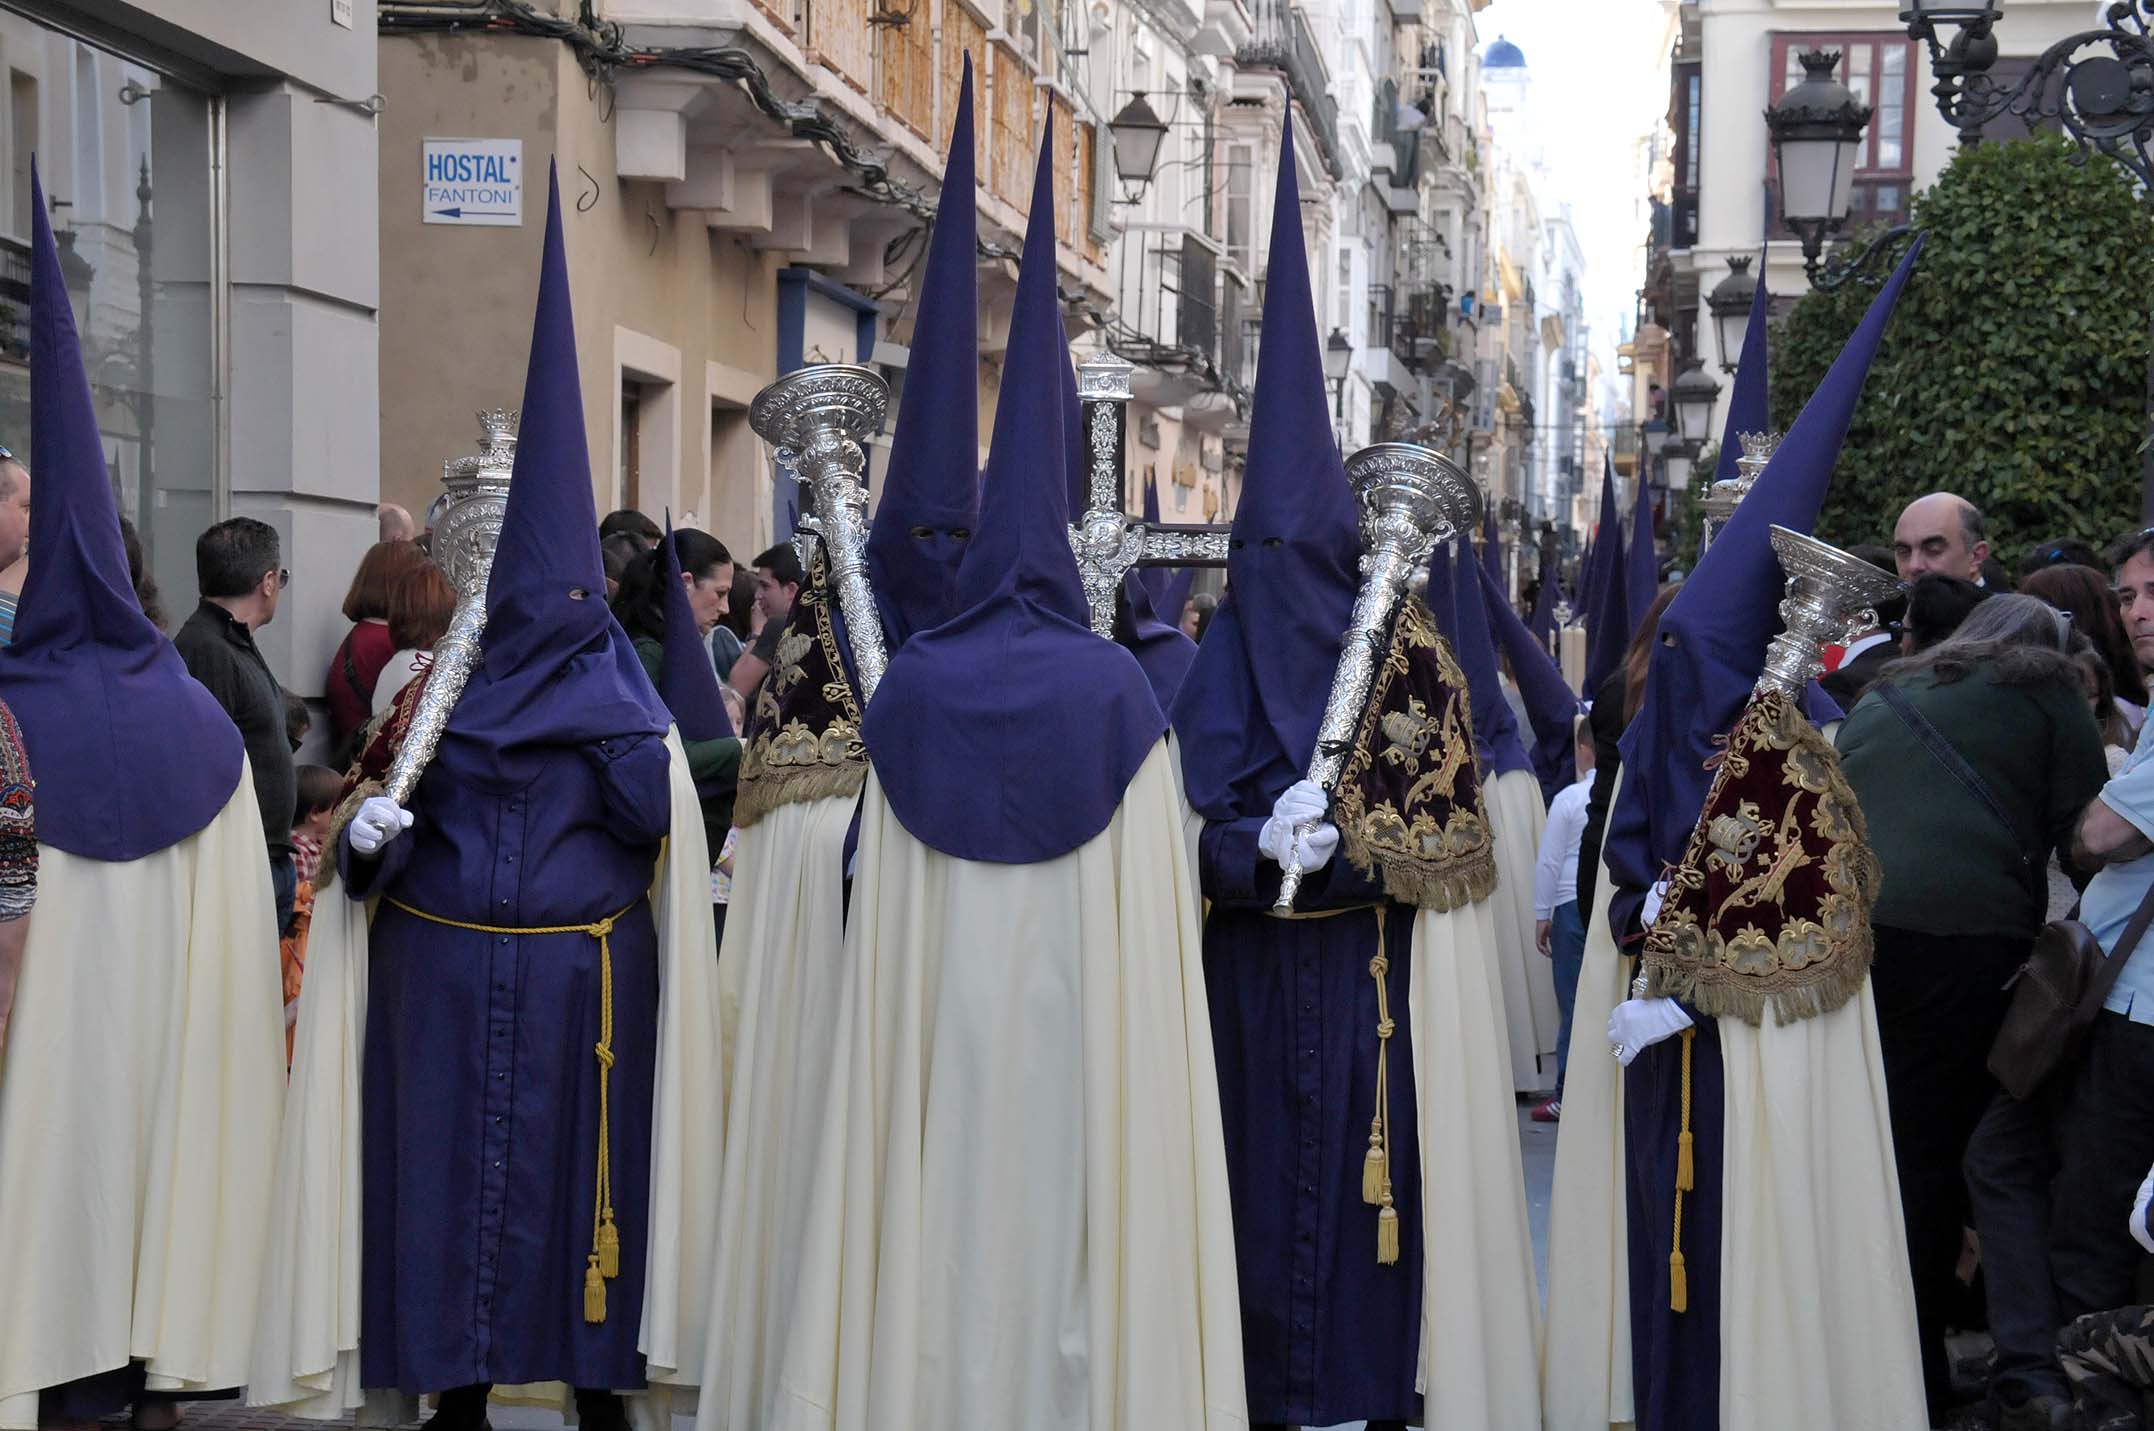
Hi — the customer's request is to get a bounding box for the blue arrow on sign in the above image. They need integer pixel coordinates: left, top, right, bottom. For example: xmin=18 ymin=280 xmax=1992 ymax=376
xmin=431 ymin=207 xmax=464 ymax=218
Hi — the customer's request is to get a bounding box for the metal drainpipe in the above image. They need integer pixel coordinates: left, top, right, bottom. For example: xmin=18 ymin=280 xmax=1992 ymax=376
xmin=208 ymin=93 xmax=231 ymax=522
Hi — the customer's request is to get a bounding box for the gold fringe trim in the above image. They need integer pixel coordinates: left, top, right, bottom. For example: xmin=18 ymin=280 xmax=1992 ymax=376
xmin=1336 ymin=827 xmax=1499 ymax=913
xmin=733 ymin=757 xmax=868 ymax=829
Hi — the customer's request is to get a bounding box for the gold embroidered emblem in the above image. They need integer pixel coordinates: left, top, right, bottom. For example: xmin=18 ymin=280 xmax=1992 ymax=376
xmin=1331 ymin=595 xmax=1498 ymax=912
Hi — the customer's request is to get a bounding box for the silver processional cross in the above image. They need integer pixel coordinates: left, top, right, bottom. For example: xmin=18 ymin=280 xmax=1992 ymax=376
xmin=1067 ymin=351 xmax=1231 ymax=638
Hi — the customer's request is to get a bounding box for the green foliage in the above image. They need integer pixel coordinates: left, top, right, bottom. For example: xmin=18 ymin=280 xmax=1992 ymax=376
xmin=1768 ymin=136 xmax=2154 ymax=569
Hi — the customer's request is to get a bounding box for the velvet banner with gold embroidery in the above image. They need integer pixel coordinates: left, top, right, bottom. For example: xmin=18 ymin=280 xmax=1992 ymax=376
xmin=1332 ymin=594 xmax=1498 ymax=912
xmin=1642 ymin=685 xmax=1881 ymax=1025
xmin=734 ymin=550 xmax=868 ymax=828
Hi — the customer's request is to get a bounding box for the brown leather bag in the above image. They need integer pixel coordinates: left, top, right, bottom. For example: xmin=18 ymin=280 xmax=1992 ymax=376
xmin=1988 ymin=891 xmax=2154 ymax=1101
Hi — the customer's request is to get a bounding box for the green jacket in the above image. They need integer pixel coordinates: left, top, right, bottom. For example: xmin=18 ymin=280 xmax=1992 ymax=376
xmin=1836 ymin=667 xmax=2108 ymax=938
xmin=633 ymin=635 xmax=741 ymax=858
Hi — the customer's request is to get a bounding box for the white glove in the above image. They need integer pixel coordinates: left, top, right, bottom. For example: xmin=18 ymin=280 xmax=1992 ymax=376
xmin=1641 ymin=878 xmax=1670 ymax=928
xmin=348 ymin=796 xmax=413 ymax=856
xmin=2132 ymin=1164 xmax=2154 ymax=1255
xmin=1259 ymin=779 xmax=1339 ymax=874
xmin=1607 ymin=997 xmax=1694 ymax=1067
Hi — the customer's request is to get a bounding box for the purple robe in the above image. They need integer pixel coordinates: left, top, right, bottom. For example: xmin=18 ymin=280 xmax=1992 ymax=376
xmin=1197 ymin=817 xmax=1424 ymax=1426
xmin=342 ymin=733 xmax=671 ymax=1393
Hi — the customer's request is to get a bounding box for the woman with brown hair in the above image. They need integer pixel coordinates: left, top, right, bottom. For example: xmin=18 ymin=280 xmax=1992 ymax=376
xmin=1574 ymin=582 xmax=1680 ymax=921
xmin=370 ymin=560 xmax=457 ymax=711
xmin=2022 ymin=559 xmax=2149 ymax=733
xmin=324 ymin=540 xmax=429 ymax=747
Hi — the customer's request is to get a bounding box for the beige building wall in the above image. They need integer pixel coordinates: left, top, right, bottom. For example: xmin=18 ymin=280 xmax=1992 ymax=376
xmin=380 ymin=32 xmax=785 ymax=559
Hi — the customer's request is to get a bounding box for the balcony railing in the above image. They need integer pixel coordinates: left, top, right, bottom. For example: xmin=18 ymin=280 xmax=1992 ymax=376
xmin=1237 ymin=0 xmax=1341 ymax=177
xmin=1113 ymin=225 xmax=1224 ymax=374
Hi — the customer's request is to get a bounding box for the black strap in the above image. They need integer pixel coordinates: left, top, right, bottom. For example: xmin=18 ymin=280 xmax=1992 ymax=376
xmin=2086 ymin=880 xmax=2154 ymax=1015
xmin=1876 ymin=682 xmax=2036 ymax=870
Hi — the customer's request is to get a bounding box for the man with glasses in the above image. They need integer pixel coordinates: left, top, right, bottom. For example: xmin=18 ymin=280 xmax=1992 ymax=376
xmin=175 ymin=516 xmax=299 ymax=932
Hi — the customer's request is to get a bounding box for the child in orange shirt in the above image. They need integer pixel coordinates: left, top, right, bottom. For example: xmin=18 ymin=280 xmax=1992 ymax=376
xmin=281 ymin=764 xmax=343 ymax=1066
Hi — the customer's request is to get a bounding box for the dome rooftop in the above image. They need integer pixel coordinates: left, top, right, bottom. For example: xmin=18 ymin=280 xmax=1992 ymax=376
xmin=1484 ymin=35 xmax=1525 ymax=69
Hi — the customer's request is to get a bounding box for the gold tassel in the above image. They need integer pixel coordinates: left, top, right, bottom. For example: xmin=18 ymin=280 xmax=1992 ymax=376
xmin=1376 ymin=1202 xmax=1400 ymax=1266
xmin=584 ymin=1255 xmax=607 ymax=1324
xmin=596 ymin=1214 xmax=620 ymax=1279
xmin=1362 ymin=1129 xmax=1386 ymax=1206
xmin=1676 ymin=1130 xmax=1695 ymax=1193
xmin=1669 ymin=1250 xmax=1688 ymax=1314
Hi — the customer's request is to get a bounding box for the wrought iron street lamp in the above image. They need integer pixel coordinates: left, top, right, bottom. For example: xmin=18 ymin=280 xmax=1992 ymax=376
xmin=1108 ymin=93 xmax=1170 ymax=196
xmin=1642 ymin=418 xmax=1673 ymax=461
xmin=1663 ymin=440 xmax=1697 ymax=492
xmin=1900 ymin=0 xmax=2154 ymax=189
xmin=1324 ymin=326 xmax=1354 ymax=418
xmin=1671 ymin=361 xmax=1724 ymax=446
xmin=1765 ymin=50 xmax=1873 ymax=282
xmin=1707 ymin=256 xmax=1757 ymax=373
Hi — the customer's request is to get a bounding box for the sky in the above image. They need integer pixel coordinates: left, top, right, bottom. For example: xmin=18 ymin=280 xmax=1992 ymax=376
xmin=1472 ymin=0 xmax=1670 ymax=399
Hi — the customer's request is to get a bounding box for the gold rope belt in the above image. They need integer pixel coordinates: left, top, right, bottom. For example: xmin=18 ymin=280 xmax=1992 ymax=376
xmin=1631 ymin=955 xmax=1697 ymax=1315
xmin=1271 ymin=902 xmax=1399 ymax=1267
xmin=384 ymin=895 xmax=639 ymax=1325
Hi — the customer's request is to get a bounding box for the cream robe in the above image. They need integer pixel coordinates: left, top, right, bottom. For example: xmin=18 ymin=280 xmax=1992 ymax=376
xmin=0 ymin=772 xmax=285 ymax=1430
xmin=696 ymin=793 xmax=857 ymax=1431
xmin=1716 ymin=992 xmax=1924 ymax=1431
xmin=1538 ymin=769 xmax=1634 ymax=1431
xmin=781 ymin=738 xmax=1245 ymax=1431
xmin=248 ymin=733 xmax=723 ymax=1416
xmin=1485 ymin=766 xmax=1563 ymax=1092
xmin=1407 ymin=894 xmax=1547 ymax=1427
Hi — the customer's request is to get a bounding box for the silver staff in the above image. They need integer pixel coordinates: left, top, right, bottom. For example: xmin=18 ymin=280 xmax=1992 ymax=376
xmin=1068 ymin=352 xmax=1230 ymax=637
xmin=1275 ymin=443 xmax=1482 ymax=913
xmin=381 ymin=408 xmax=517 ymax=803
xmin=749 ymin=364 xmax=892 ymax=700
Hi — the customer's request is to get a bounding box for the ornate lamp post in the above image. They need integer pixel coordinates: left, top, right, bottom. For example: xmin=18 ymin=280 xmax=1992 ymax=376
xmin=1900 ymin=1 xmax=2154 ymax=181
xmin=1706 ymin=256 xmax=1757 ymax=374
xmin=1670 ymin=360 xmax=1724 ymax=449
xmin=1764 ymin=50 xmax=1874 ymax=283
xmin=1107 ymin=93 xmax=1170 ymax=199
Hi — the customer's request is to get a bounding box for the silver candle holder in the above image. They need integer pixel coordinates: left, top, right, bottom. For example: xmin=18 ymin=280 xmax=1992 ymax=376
xmin=1698 ymin=430 xmax=1780 ymax=558
xmin=1275 ymin=442 xmax=1481 ymax=912
xmin=1758 ymin=524 xmax=1904 ymax=698
xmin=749 ymin=364 xmax=893 ymax=701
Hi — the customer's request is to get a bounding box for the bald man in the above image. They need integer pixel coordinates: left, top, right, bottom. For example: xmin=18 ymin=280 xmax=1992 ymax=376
xmin=376 ymin=502 xmax=415 ymax=544
xmin=1893 ymin=492 xmax=1991 ymax=584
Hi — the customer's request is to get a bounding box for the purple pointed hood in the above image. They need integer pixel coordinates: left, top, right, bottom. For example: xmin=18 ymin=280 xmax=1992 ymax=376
xmin=1428 ymin=533 xmax=1529 ymax=776
xmin=1527 ymin=549 xmax=1559 ymax=651
xmin=1480 ymin=504 xmax=1503 ymax=591
xmin=1603 ymin=239 xmax=1922 ymax=934
xmin=862 ymin=112 xmax=1165 ymax=863
xmin=1481 ymin=560 xmax=1582 ymax=805
xmin=1716 ymin=250 xmax=1772 ymax=483
xmin=0 ymin=161 xmax=245 ymax=861
xmin=868 ymin=57 xmax=980 ymax=646
xmin=1172 ymin=120 xmax=1364 ymax=821
xmin=1581 ymin=453 xmax=1630 ymax=695
xmin=444 ymin=165 xmax=669 ymax=777
xmin=1625 ymin=453 xmax=1660 ymax=638
xmin=657 ymin=518 xmax=732 ymax=741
